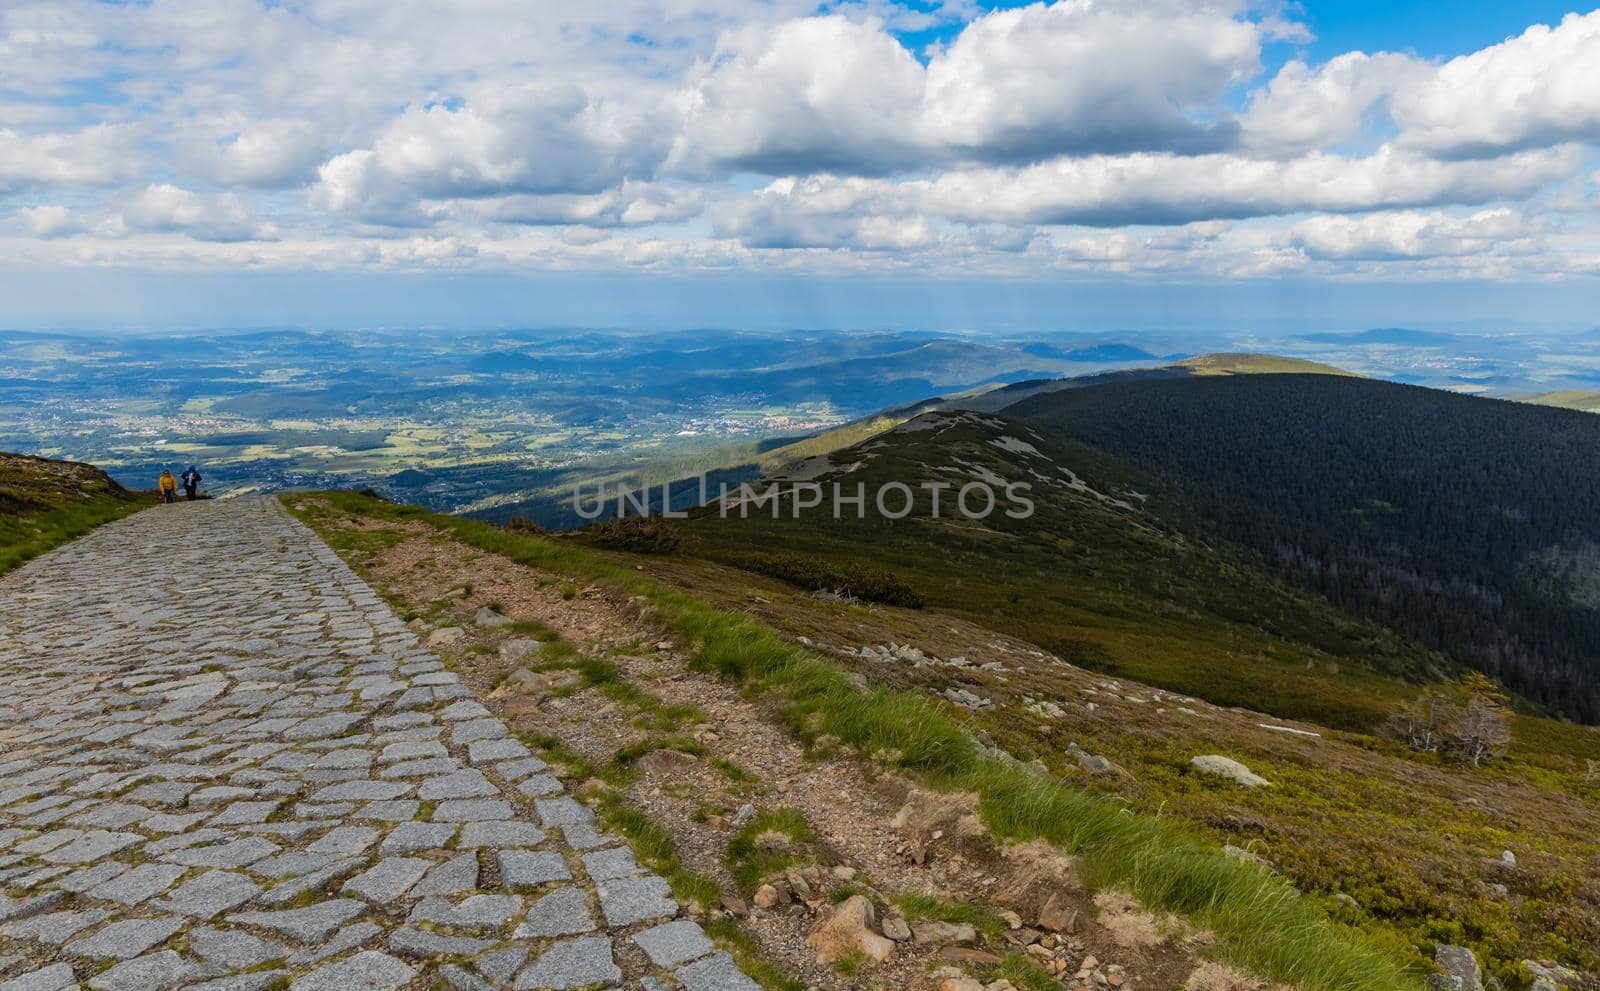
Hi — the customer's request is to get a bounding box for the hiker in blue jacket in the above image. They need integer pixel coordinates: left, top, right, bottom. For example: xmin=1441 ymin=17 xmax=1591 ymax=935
xmin=181 ymin=464 xmax=202 ymax=501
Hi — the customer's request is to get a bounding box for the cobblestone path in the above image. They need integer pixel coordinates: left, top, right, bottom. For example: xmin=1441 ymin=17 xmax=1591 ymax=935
xmin=0 ymin=498 xmax=755 ymax=991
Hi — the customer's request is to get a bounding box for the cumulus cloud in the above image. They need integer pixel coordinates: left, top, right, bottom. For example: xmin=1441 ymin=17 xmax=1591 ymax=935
xmin=200 ymin=119 xmax=328 ymax=189
xmin=0 ymin=125 xmax=139 ymax=192
xmin=1392 ymin=10 xmax=1600 ymax=157
xmin=16 ymin=204 xmax=88 ymax=239
xmin=719 ymin=145 xmax=1578 ymax=243
xmin=920 ymin=145 xmax=1581 ymax=227
xmin=713 ymin=177 xmax=940 ymax=250
xmin=478 ymin=181 xmax=704 ymax=228
xmin=121 ymin=184 xmax=271 ymax=242
xmin=308 ymin=85 xmax=667 ymax=225
xmin=1244 ymin=10 xmax=1600 ymax=161
xmin=1242 ymin=52 xmax=1427 ymax=157
xmin=1289 ymin=208 xmax=1545 ymax=261
xmin=673 ymin=2 xmax=1275 ymax=174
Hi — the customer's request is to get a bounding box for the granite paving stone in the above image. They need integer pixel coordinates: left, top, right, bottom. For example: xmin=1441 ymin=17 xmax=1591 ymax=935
xmin=287 ymin=950 xmax=414 ymax=991
xmin=514 ymin=936 xmax=621 ymax=990
xmin=676 ymin=952 xmax=763 ymax=991
xmin=63 ymin=916 xmax=185 ymax=960
xmin=498 ymin=850 xmax=572 ymax=889
xmin=341 ymin=857 xmax=429 ymax=902
xmin=84 ymin=863 xmax=188 ymax=906
xmin=148 ymin=869 xmax=262 ymax=918
xmin=633 ymin=920 xmax=716 ymax=968
xmin=86 ymin=950 xmax=201 ymax=991
xmin=513 ymin=886 xmax=596 ymax=938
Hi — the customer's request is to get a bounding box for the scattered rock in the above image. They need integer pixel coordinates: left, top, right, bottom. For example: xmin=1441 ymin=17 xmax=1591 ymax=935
xmin=1434 ymin=944 xmax=1483 ymax=991
xmin=752 ymin=885 xmax=780 ymax=910
xmin=892 ymin=788 xmax=989 ymax=858
xmin=1189 ymin=755 xmax=1271 ymax=788
xmin=881 ymin=913 xmax=912 ymax=942
xmin=1067 ymin=743 xmax=1119 ymax=776
xmin=994 ymin=840 xmax=1078 ymax=926
xmin=1223 ymin=844 xmax=1270 ymax=869
xmin=1036 ymin=893 xmax=1078 ymax=934
xmin=731 ymin=804 xmax=756 ymax=828
xmin=474 ymin=607 xmax=512 ymax=628
xmin=493 ymin=668 xmax=582 ymax=700
xmin=1524 ymin=960 xmax=1580 ymax=991
xmin=943 ymin=687 xmax=993 ymax=711
xmin=499 ymin=638 xmax=544 ymax=662
xmin=427 ymin=627 xmax=466 ymax=648
xmin=805 ymin=895 xmax=894 ymax=964
xmin=912 ymin=920 xmax=978 ymax=946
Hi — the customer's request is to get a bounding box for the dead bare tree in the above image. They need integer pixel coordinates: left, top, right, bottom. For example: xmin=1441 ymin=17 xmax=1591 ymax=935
xmin=1388 ymin=673 xmax=1512 ymax=767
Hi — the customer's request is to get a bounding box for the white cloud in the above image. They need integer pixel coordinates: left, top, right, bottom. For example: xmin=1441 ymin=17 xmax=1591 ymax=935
xmin=1289 ymin=208 xmax=1545 ymax=261
xmin=3 ymin=0 xmax=1600 ymax=283
xmin=920 ymin=145 xmax=1582 ymax=227
xmin=308 ymin=85 xmax=668 ymax=225
xmin=0 ymin=126 xmax=139 ymax=192
xmin=671 ymin=16 xmax=929 ymax=175
xmin=673 ymin=2 xmax=1276 ymax=174
xmin=1242 ymin=52 xmax=1427 ymax=157
xmin=121 ymin=184 xmax=271 ymax=242
xmin=714 ymin=176 xmax=941 ymax=250
xmin=478 ymin=181 xmax=704 ymax=228
xmin=1243 ymin=10 xmax=1600 ymax=161
xmin=16 ymin=204 xmax=87 ymax=239
xmin=199 ymin=119 xmax=328 ymax=189
xmin=918 ymin=0 xmax=1264 ymax=159
xmin=1393 ymin=10 xmax=1600 ymax=158
xmin=719 ymin=145 xmax=1579 ymax=242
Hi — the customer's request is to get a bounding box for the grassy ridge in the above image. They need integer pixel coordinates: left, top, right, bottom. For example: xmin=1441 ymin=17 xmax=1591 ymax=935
xmin=286 ymin=490 xmax=1421 ymax=991
xmin=1 ymin=452 xmax=147 ymax=574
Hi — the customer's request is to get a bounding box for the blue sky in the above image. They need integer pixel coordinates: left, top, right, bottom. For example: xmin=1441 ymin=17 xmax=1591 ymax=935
xmin=2 ymin=0 xmax=1599 ymax=332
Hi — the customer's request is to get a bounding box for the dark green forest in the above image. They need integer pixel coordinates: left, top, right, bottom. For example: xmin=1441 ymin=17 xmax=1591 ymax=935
xmin=1008 ymin=374 xmax=1600 ymax=723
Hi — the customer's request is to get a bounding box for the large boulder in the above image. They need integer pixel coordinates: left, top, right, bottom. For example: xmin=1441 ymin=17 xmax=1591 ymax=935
xmin=1189 ymin=755 xmax=1271 ymax=788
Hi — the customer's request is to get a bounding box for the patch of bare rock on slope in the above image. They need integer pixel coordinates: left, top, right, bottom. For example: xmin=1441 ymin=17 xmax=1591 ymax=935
xmin=320 ymin=517 xmax=1255 ymax=991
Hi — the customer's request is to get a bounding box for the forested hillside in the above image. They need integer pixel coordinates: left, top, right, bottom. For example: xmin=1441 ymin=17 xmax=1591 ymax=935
xmin=1008 ymin=375 xmax=1600 ymax=722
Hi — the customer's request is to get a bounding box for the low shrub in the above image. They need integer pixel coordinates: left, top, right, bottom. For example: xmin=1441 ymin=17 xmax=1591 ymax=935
xmin=586 ymin=515 xmax=682 ymax=553
xmin=730 ymin=551 xmax=923 ymax=608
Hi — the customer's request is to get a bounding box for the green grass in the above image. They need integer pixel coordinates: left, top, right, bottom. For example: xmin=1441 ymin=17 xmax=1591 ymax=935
xmin=285 ymin=490 xmax=1425 ymax=991
xmin=893 ymin=891 xmax=1007 ymax=944
xmin=727 ymin=808 xmax=816 ymax=890
xmin=1 ymin=452 xmax=147 ymax=574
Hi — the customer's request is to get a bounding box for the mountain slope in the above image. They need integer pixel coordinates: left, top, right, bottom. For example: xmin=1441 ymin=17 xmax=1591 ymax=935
xmin=1524 ymin=389 xmax=1600 ymax=413
xmin=1 ymin=451 xmax=146 ymax=572
xmin=1007 ymin=374 xmax=1600 ymax=722
xmin=631 ymin=391 xmax=1600 ymax=984
xmin=679 ymin=409 xmax=1446 ymax=729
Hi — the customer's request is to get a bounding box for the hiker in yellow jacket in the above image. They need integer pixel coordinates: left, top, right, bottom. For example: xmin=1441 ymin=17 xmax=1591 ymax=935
xmin=158 ymin=469 xmax=178 ymax=504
